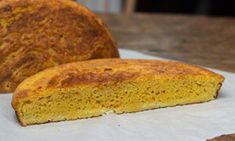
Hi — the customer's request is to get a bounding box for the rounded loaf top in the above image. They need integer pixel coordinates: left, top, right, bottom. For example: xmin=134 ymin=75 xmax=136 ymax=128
xmin=0 ymin=0 xmax=119 ymax=92
xmin=12 ymin=59 xmax=224 ymax=104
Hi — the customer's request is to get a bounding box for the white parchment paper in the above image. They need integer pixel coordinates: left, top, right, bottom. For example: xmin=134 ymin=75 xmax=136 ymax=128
xmin=0 ymin=49 xmax=234 ymax=141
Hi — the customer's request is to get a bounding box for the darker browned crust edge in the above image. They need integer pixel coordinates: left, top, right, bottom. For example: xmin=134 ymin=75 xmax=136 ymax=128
xmin=214 ymin=82 xmax=224 ymax=99
xmin=207 ymin=133 xmax=235 ymax=141
xmin=15 ymin=111 xmax=25 ymax=127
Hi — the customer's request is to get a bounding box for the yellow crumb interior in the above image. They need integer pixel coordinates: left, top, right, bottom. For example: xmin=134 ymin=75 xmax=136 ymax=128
xmin=17 ymin=76 xmax=221 ymax=126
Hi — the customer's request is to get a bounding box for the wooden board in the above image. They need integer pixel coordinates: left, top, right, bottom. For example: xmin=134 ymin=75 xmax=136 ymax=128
xmin=99 ymin=14 xmax=235 ymax=72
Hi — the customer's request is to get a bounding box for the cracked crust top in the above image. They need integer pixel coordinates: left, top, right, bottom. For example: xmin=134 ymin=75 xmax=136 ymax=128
xmin=0 ymin=0 xmax=119 ymax=92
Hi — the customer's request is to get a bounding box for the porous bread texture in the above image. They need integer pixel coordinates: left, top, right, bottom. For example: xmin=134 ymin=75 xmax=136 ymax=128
xmin=0 ymin=0 xmax=119 ymax=93
xmin=12 ymin=59 xmax=224 ymax=126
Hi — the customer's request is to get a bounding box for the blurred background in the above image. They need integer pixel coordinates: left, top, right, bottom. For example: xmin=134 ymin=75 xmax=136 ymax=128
xmin=72 ymin=0 xmax=235 ymax=73
xmin=76 ymin=0 xmax=235 ymax=16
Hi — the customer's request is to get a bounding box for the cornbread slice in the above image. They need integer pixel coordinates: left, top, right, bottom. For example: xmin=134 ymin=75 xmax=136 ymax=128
xmin=12 ymin=59 xmax=224 ymax=126
xmin=0 ymin=0 xmax=119 ymax=93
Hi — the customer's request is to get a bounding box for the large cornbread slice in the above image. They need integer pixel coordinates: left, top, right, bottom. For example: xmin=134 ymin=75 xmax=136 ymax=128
xmin=0 ymin=0 xmax=119 ymax=93
xmin=12 ymin=59 xmax=224 ymax=126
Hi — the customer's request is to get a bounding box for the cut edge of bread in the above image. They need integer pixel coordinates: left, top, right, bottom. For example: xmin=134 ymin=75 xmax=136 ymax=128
xmin=11 ymin=59 xmax=225 ymax=126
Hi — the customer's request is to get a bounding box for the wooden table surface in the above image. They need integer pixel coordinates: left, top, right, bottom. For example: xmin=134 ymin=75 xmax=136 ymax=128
xmin=99 ymin=14 xmax=235 ymax=73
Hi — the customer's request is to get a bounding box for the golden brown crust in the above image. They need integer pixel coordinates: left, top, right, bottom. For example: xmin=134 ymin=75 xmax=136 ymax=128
xmin=0 ymin=0 xmax=119 ymax=93
xmin=14 ymin=111 xmax=25 ymax=127
xmin=12 ymin=59 xmax=225 ymax=109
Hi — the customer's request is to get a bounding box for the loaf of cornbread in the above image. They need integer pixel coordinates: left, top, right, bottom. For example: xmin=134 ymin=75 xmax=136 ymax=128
xmin=0 ymin=0 xmax=119 ymax=93
xmin=12 ymin=59 xmax=224 ymax=126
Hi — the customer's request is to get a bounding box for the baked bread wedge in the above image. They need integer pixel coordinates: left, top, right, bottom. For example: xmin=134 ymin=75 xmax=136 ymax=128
xmin=12 ymin=59 xmax=224 ymax=126
xmin=0 ymin=0 xmax=119 ymax=93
